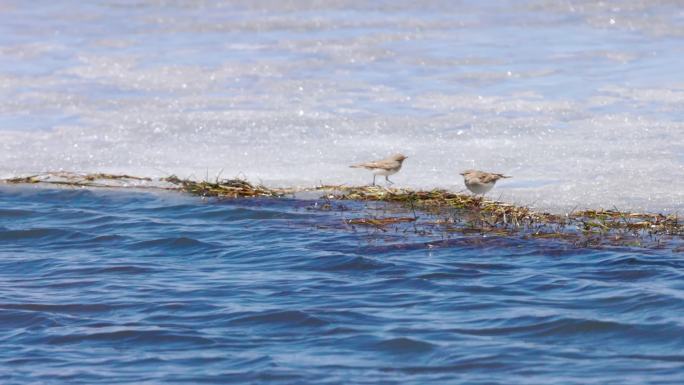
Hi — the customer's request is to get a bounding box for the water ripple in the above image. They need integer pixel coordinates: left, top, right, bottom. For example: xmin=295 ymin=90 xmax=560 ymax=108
xmin=1 ymin=187 xmax=683 ymax=384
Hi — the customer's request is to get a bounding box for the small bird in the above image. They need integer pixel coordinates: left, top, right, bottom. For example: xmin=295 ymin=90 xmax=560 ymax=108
xmin=350 ymin=153 xmax=408 ymax=186
xmin=460 ymin=169 xmax=510 ymax=195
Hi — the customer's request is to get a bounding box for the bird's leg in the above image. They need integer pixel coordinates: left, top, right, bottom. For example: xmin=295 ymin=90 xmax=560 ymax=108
xmin=372 ymin=175 xmax=376 ymax=186
xmin=385 ymin=176 xmax=393 ymax=185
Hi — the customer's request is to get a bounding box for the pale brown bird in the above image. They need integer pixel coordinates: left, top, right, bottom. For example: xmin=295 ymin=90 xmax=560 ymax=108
xmin=350 ymin=153 xmax=408 ymax=186
xmin=460 ymin=169 xmax=511 ymax=195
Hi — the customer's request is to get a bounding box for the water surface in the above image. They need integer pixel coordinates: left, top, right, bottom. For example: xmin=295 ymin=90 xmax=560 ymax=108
xmin=2 ymin=186 xmax=683 ymax=384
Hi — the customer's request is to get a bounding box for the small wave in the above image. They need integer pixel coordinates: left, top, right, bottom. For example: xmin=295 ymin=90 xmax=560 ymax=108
xmin=381 ymin=355 xmax=513 ymax=374
xmin=129 ymin=236 xmax=215 ymax=250
xmin=0 ymin=228 xmax=71 ymax=241
xmin=373 ymin=337 xmax=436 ymax=354
xmin=86 ymin=234 xmax=129 ymax=244
xmin=0 ymin=303 xmax=127 ymax=314
xmin=0 ymin=309 xmax=61 ymax=329
xmin=228 ymin=310 xmax=330 ymax=329
xmin=416 ymin=270 xmax=484 ymax=280
xmin=621 ymin=354 xmax=684 ymax=363
xmin=451 ymin=316 xmax=684 ymax=345
xmin=356 ymin=236 xmax=544 ymax=256
xmin=597 ymin=255 xmax=684 ymax=269
xmin=46 ymin=329 xmax=214 ymax=346
xmin=0 ymin=208 xmax=34 ymax=218
xmin=230 ymin=355 xmax=278 ymax=370
xmin=42 ymin=280 xmax=99 ymax=289
xmin=148 ymin=205 xmax=315 ymax=222
xmin=170 ymin=370 xmax=304 ymax=384
xmin=302 ymin=254 xmax=395 ymax=272
xmin=323 ymin=326 xmax=361 ymax=335
xmin=48 ymin=265 xmax=156 ymax=277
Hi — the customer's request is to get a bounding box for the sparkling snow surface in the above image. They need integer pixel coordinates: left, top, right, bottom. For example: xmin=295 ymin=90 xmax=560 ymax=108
xmin=0 ymin=1 xmax=683 ymax=212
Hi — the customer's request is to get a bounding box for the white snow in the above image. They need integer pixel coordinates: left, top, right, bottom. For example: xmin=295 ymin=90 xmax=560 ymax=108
xmin=0 ymin=0 xmax=682 ymax=212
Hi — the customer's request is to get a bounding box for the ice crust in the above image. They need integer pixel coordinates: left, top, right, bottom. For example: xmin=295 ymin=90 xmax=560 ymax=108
xmin=0 ymin=0 xmax=682 ymax=212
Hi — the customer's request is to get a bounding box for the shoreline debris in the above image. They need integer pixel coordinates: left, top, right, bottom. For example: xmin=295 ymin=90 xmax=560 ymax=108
xmin=2 ymin=172 xmax=681 ymax=248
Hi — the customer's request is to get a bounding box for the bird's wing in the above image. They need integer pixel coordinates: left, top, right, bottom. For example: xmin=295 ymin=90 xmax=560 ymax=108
xmin=480 ymin=173 xmax=510 ymax=183
xmin=351 ymin=159 xmax=397 ymax=170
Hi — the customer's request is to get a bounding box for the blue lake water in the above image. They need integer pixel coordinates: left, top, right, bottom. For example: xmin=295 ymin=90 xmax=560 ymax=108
xmin=1 ymin=186 xmax=683 ymax=384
